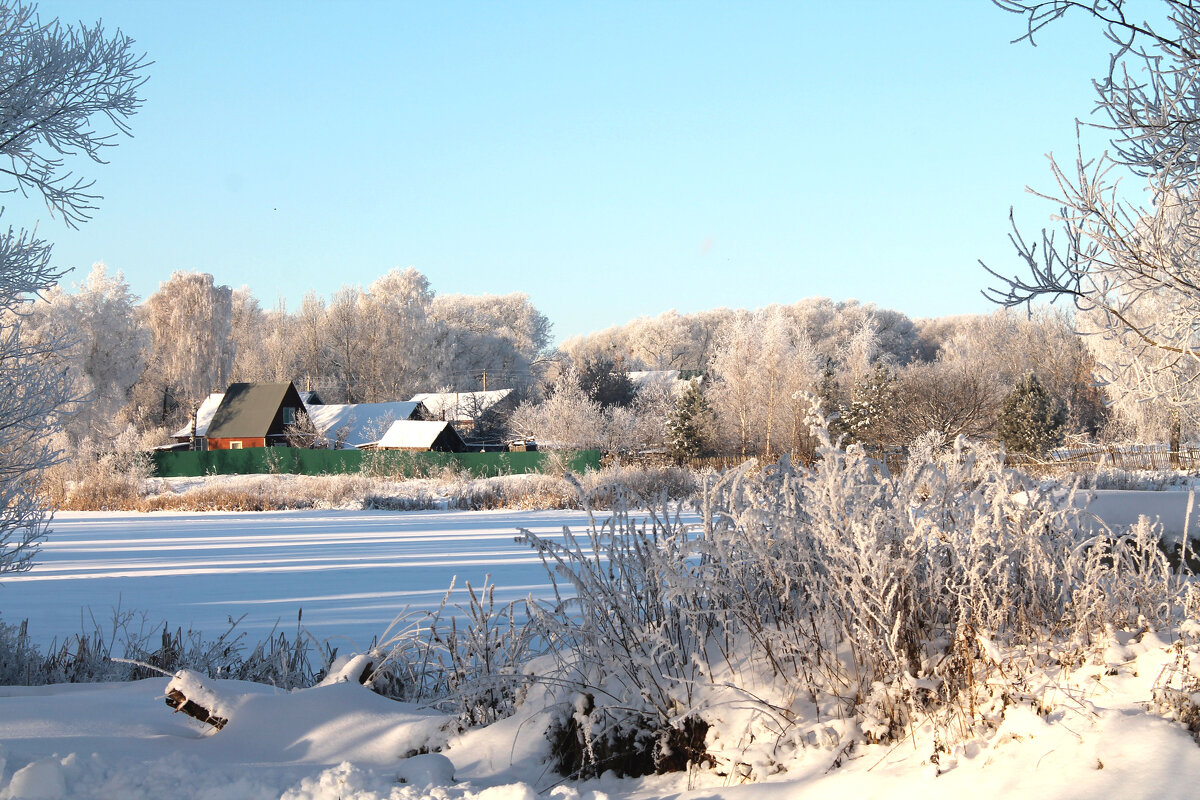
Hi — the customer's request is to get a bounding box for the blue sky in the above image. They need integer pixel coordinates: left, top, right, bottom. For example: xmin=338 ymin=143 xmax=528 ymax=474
xmin=11 ymin=1 xmax=1118 ymax=342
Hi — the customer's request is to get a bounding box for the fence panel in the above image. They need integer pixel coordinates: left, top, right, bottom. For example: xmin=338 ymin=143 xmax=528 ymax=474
xmin=150 ymin=448 xmax=602 ymax=479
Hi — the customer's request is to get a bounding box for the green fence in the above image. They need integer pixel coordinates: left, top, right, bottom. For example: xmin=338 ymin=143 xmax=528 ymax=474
xmin=151 ymin=448 xmax=603 ymax=479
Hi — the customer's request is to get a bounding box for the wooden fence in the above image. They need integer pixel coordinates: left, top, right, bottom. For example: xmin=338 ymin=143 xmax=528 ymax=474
xmin=1006 ymin=445 xmax=1200 ymax=474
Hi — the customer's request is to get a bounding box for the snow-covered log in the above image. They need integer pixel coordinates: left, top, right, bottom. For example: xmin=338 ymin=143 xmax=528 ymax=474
xmin=164 ymin=670 xmax=230 ymax=730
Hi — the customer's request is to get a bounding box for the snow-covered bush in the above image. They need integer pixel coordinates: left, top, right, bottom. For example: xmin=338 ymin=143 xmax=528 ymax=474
xmin=522 ymin=488 xmax=714 ymax=779
xmin=356 ymin=577 xmax=540 ymax=731
xmin=43 ymin=424 xmax=158 ymax=510
xmin=514 ymin=401 xmax=1194 ymax=779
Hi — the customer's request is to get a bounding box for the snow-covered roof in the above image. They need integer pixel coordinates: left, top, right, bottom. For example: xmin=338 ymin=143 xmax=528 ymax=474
xmin=627 ymin=370 xmax=680 ymax=388
xmin=627 ymin=370 xmax=698 ymax=396
xmin=374 ymin=420 xmax=464 ymax=451
xmin=171 ymin=393 xmax=225 ymax=440
xmin=409 ymin=389 xmax=513 ymax=422
xmin=304 ymin=401 xmax=425 ymax=448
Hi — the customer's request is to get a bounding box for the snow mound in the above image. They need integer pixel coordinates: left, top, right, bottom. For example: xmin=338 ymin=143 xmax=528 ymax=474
xmin=396 ymin=753 xmax=454 ymax=787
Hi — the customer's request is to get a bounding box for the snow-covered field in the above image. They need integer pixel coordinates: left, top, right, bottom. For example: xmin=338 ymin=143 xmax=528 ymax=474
xmin=1 ymin=508 xmax=594 ymax=649
xmin=4 ymin=502 xmax=1200 ymax=799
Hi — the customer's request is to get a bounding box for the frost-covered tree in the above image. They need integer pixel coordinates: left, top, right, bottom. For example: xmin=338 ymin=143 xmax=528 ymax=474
xmin=997 ymin=372 xmax=1068 ymax=457
xmin=20 ymin=263 xmax=148 ymax=440
xmin=0 ymin=1 xmax=146 ymax=574
xmin=987 ymin=2 xmax=1200 ymax=426
xmin=839 ymin=362 xmax=896 ymax=447
xmin=508 ymin=368 xmax=607 ymax=450
xmin=295 ymin=291 xmax=327 ymax=394
xmin=1080 ymin=286 xmax=1200 ymax=452
xmin=322 ymin=285 xmax=366 ymax=403
xmin=428 ymin=291 xmax=551 ymax=390
xmin=708 ymin=309 xmax=824 ymax=458
xmin=667 ymin=379 xmax=711 ymax=461
xmin=709 ymin=312 xmax=763 ymax=457
xmin=134 ymin=271 xmax=234 ymax=426
xmin=358 ymin=268 xmax=434 ymax=402
xmin=228 ymin=286 xmax=286 ymax=383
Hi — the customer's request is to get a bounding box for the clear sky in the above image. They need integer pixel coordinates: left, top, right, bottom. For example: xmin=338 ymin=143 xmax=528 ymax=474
xmin=9 ymin=1 xmax=1119 ymax=343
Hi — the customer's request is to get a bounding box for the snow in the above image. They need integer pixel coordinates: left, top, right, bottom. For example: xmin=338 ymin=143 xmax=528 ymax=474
xmin=375 ymin=420 xmax=458 ymax=450
xmin=170 ymin=393 xmax=225 ymax=440
xmin=410 ymin=391 xmax=513 ymax=423
xmin=1075 ymin=489 xmax=1200 ymax=544
xmin=2 ymin=633 xmax=1200 ymax=798
xmin=2 ymin=509 xmax=593 ymax=649
xmin=303 ymin=403 xmax=425 ymax=449
xmin=5 ymin=501 xmax=1200 ymax=798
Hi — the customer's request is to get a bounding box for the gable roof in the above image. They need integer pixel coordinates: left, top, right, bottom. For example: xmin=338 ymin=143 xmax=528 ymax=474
xmin=375 ymin=420 xmax=465 ymax=451
xmin=304 ymin=401 xmax=426 ymax=448
xmin=409 ymin=389 xmax=513 ymax=422
xmin=171 ymin=392 xmax=225 ymax=439
xmin=206 ymin=382 xmax=304 ymax=439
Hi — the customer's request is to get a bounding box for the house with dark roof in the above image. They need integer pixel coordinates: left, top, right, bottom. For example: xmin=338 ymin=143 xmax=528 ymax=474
xmin=205 ymin=382 xmax=307 ymax=450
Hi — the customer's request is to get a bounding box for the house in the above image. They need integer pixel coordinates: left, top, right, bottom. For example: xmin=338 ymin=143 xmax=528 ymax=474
xmin=298 ymin=390 xmax=326 ymax=406
xmin=303 ymin=401 xmax=429 ymax=449
xmin=205 ymin=382 xmax=307 ymax=450
xmin=627 ymin=370 xmax=700 ymax=397
xmin=368 ymin=420 xmax=466 ymax=452
xmin=170 ymin=392 xmax=226 ymax=449
xmin=408 ymin=389 xmax=516 ymax=438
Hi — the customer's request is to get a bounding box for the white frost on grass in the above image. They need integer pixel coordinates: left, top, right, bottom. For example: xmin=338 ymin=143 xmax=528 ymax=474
xmin=3 ymin=636 xmax=1200 ymax=798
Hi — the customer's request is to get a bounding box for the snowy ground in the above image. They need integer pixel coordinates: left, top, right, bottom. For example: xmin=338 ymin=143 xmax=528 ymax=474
xmin=1 ymin=509 xmax=594 ymax=649
xmin=4 ymin=503 xmax=1200 ymax=798
xmin=3 ymin=629 xmax=1200 ymax=798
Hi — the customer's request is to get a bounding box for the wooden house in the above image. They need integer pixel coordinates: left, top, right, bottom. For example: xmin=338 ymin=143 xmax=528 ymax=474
xmin=304 ymin=401 xmax=430 ymax=449
xmin=408 ymin=389 xmax=516 ymax=438
xmin=369 ymin=420 xmax=466 ymax=452
xmin=205 ymin=382 xmax=307 ymax=450
xmin=170 ymin=392 xmax=226 ymax=450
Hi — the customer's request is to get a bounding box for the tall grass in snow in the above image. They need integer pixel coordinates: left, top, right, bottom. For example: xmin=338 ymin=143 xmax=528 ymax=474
xmin=516 ymin=406 xmax=1195 ymax=779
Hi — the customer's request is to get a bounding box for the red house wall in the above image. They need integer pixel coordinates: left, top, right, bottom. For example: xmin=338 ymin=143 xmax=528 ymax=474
xmin=208 ymin=437 xmax=267 ymax=450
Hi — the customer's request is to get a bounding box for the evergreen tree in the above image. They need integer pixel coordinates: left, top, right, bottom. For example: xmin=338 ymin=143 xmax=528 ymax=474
xmin=839 ymin=362 xmax=895 ymax=446
xmin=997 ymin=372 xmax=1067 ymax=457
xmin=667 ymin=379 xmax=711 ymax=461
xmin=578 ymin=355 xmax=636 ymax=408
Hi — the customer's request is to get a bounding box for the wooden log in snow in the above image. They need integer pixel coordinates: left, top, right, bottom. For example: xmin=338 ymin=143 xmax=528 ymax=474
xmin=164 ymin=670 xmax=230 ymax=730
xmin=165 ymin=687 xmax=229 ymax=729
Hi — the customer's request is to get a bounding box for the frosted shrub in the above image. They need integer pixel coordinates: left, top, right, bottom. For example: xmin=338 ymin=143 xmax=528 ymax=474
xmin=522 ymin=482 xmax=717 ymax=778
xmin=693 ymin=414 xmax=1094 ymax=743
xmin=521 ymin=404 xmax=1193 ymax=779
xmin=361 ymin=577 xmax=539 ymax=729
xmin=0 ymin=610 xmax=322 ymax=688
xmin=45 ymin=425 xmax=156 ymax=510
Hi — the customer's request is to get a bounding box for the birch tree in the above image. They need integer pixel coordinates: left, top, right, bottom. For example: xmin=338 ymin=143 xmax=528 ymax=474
xmin=135 ymin=271 xmax=234 ymax=426
xmin=20 ymin=263 xmax=147 ymax=440
xmin=987 ymin=1 xmax=1200 ymax=444
xmin=0 ymin=1 xmax=146 ymax=574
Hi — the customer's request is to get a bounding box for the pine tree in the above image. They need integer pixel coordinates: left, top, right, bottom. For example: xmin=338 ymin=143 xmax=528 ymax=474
xmin=667 ymin=379 xmax=710 ymax=461
xmin=839 ymin=363 xmax=895 ymax=447
xmin=997 ymin=372 xmax=1067 ymax=457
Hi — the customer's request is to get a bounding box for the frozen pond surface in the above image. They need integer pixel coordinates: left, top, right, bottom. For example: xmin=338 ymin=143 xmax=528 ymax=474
xmin=1 ymin=508 xmax=606 ymax=649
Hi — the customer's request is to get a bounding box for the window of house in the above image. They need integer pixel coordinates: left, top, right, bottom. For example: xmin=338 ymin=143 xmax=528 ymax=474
xmin=230 ymin=441 xmax=243 ymax=449
xmin=282 ymin=407 xmax=296 ymax=425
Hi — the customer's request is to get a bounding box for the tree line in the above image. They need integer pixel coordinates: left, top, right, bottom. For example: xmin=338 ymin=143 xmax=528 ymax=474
xmin=17 ymin=264 xmax=551 ymax=441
